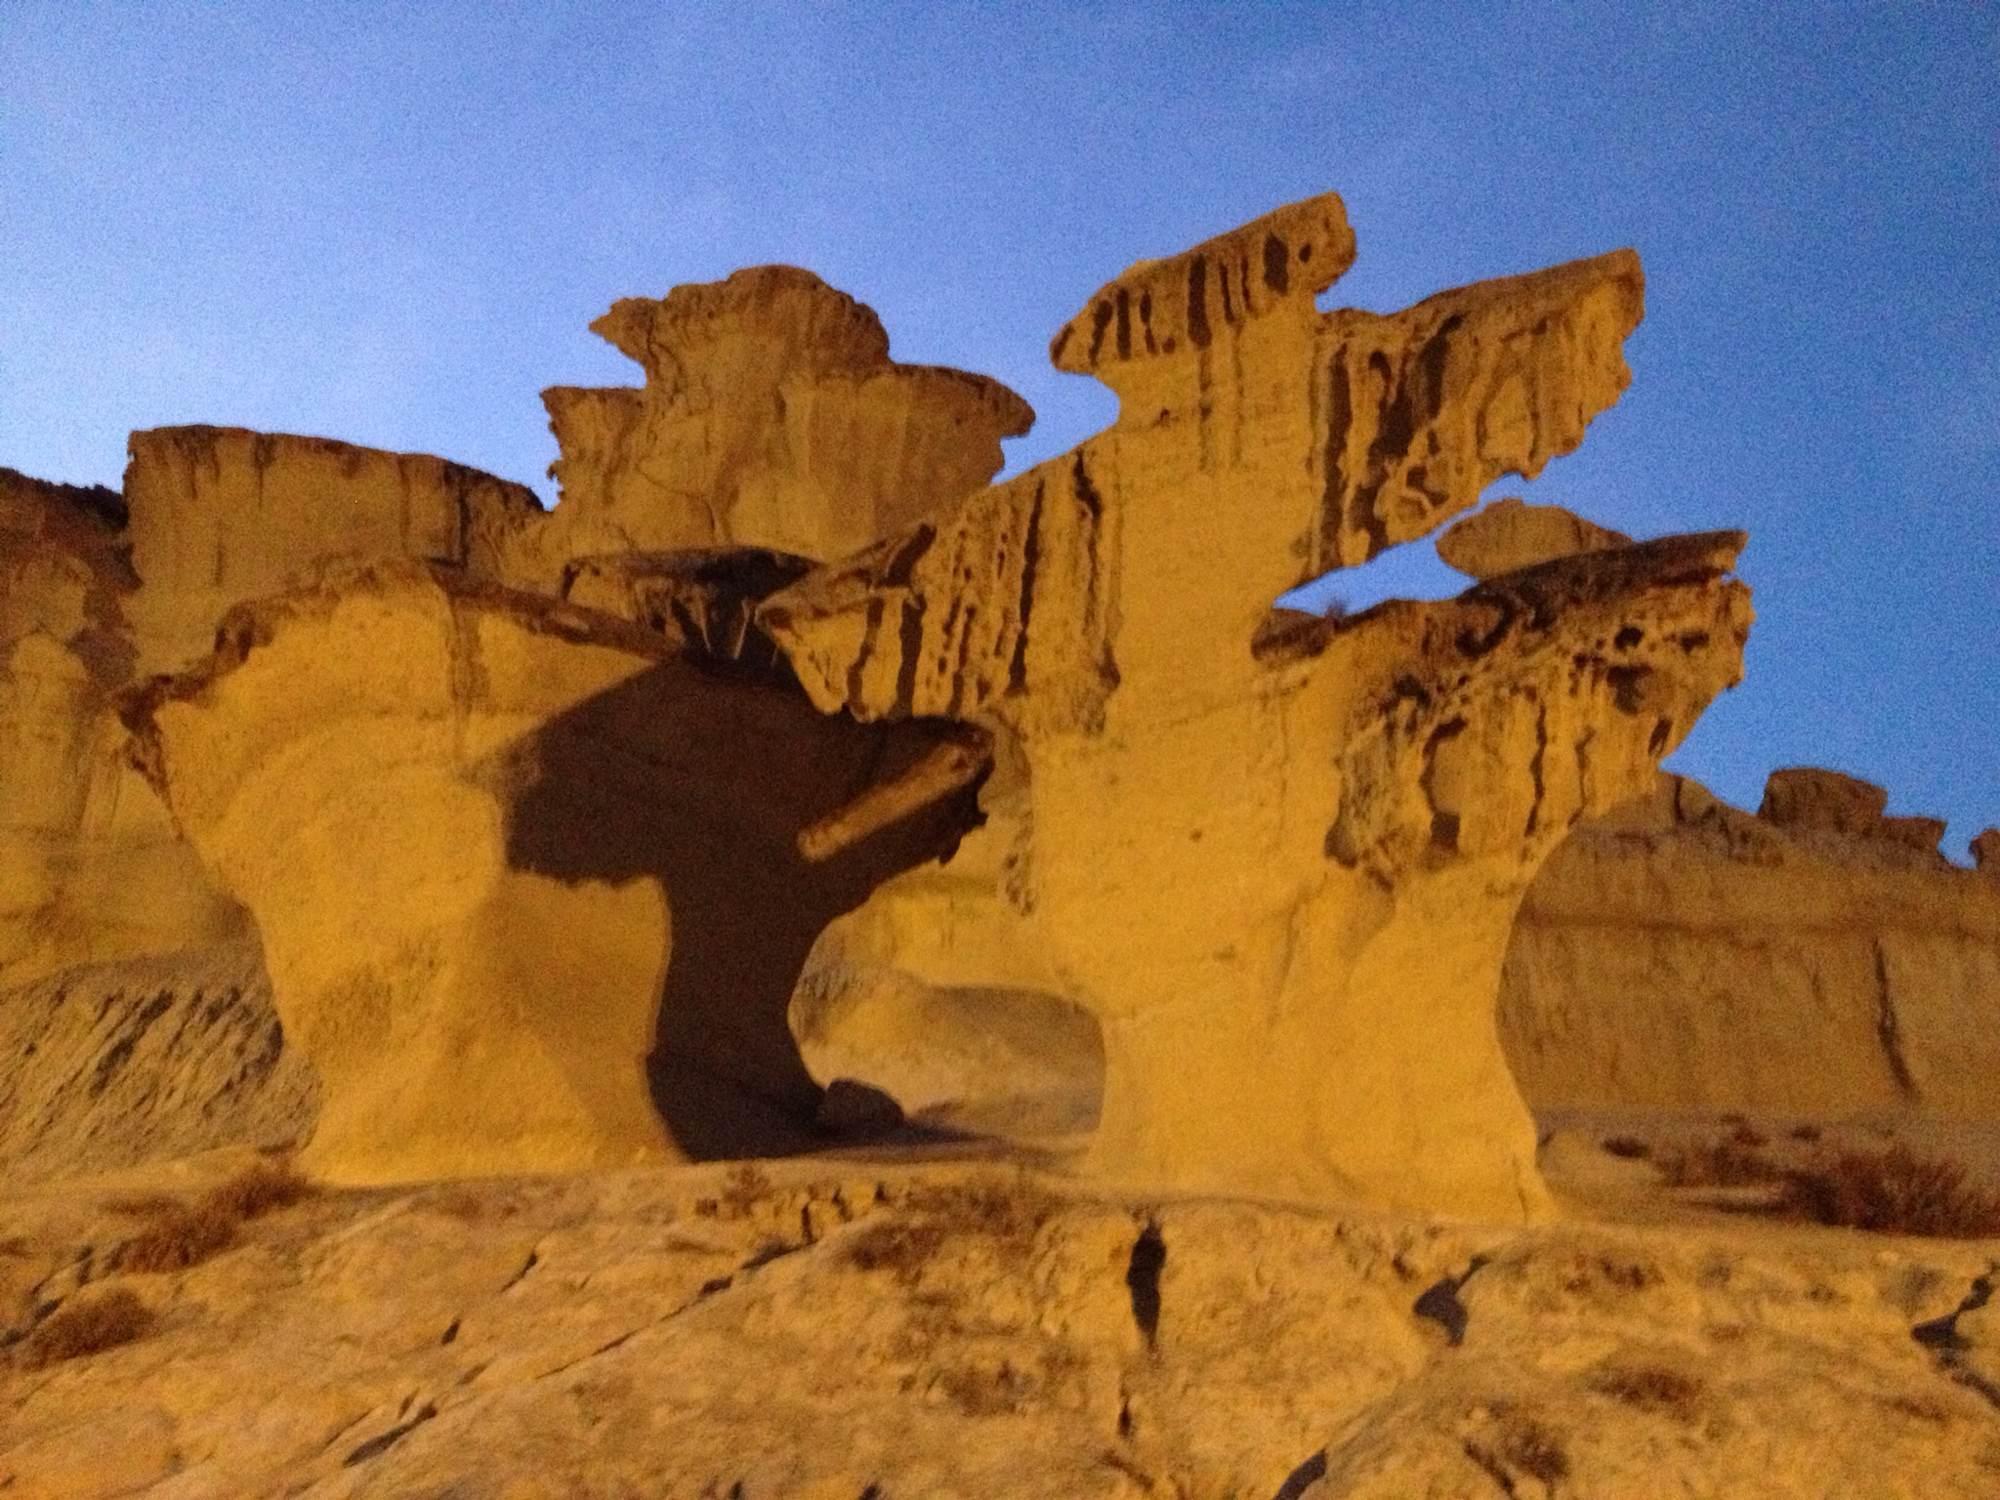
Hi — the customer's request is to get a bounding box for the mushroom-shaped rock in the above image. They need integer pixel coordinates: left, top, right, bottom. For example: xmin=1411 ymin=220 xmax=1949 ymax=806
xmin=123 ymin=426 xmax=545 ymax=673
xmin=762 ymin=195 xmax=1750 ymax=1217
xmin=125 ymin=563 xmax=980 ymax=1183
xmin=526 ymin=267 xmax=1035 ymax=574
xmin=1758 ymin=767 xmax=1890 ymax=835
xmin=1435 ymin=497 xmax=1632 ymax=580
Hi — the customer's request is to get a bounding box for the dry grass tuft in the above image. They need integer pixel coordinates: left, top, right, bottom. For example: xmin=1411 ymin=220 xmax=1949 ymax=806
xmin=108 ymin=1157 xmax=318 ymax=1274
xmin=1657 ymin=1138 xmax=1783 ymax=1189
xmin=15 ymin=1288 xmax=152 ymax=1369
xmin=1589 ymin=1363 xmax=1705 ymax=1421
xmin=117 ymin=1202 xmax=237 ymax=1273
xmin=1780 ymin=1147 xmax=2000 ymax=1238
xmin=202 ymin=1160 xmax=316 ymax=1221
xmin=1500 ymin=1415 xmax=1572 ymax=1485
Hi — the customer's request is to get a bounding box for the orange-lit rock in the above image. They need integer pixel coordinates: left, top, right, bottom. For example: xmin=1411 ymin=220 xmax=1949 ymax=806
xmin=125 ymin=563 xmax=978 ymax=1183
xmin=122 ymin=425 xmax=543 ymax=673
xmin=523 ymin=267 xmax=1034 ymax=575
xmin=1499 ymin=772 xmax=2000 ymax=1117
xmin=763 ymin=195 xmax=1746 ymax=1217
xmin=0 ymin=468 xmax=243 ymax=987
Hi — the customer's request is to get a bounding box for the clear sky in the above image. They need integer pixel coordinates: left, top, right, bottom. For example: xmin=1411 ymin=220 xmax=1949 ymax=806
xmin=4 ymin=3 xmax=1995 ymax=854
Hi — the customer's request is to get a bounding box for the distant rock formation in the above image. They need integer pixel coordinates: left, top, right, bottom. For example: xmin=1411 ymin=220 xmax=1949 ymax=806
xmin=1498 ymin=770 xmax=2000 ymax=1117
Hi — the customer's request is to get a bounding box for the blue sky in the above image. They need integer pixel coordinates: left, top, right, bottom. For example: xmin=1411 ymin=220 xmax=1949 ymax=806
xmin=4 ymin=3 xmax=1995 ymax=853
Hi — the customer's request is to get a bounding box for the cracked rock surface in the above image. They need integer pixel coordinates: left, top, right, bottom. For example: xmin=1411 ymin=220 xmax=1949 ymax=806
xmin=5 ymin=1152 xmax=2000 ymax=1498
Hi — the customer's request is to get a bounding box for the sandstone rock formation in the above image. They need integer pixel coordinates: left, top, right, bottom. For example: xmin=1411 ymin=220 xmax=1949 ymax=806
xmin=524 ymin=266 xmax=1034 ymax=573
xmin=3 ymin=192 xmax=1771 ymax=1216
xmin=0 ymin=942 xmax=311 ymax=1180
xmin=761 ymin=194 xmax=1750 ymax=1217
xmin=1759 ymin=765 xmax=1892 ymax=837
xmin=122 ymin=426 xmax=544 ymax=673
xmin=1436 ymin=495 xmax=1632 ymax=579
xmin=124 ymin=562 xmax=980 ymax=1182
xmin=1974 ymin=827 xmax=2000 ymax=875
xmin=0 ymin=468 xmax=243 ymax=989
xmin=1499 ymin=770 xmax=2000 ymax=1117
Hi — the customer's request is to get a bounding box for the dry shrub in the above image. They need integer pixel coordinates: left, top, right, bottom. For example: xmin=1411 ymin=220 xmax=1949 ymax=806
xmin=1788 ymin=1123 xmax=1823 ymax=1143
xmin=102 ymin=1191 xmax=183 ymax=1218
xmin=202 ymin=1160 xmax=315 ymax=1221
xmin=1657 ymin=1138 xmax=1782 ymax=1189
xmin=1600 ymin=1135 xmax=1651 ymax=1160
xmin=844 ymin=1220 xmax=947 ymax=1282
xmin=117 ymin=1202 xmax=236 ymax=1273
xmin=1728 ymin=1121 xmax=1768 ymax=1148
xmin=1589 ymin=1363 xmax=1705 ymax=1421
xmin=16 ymin=1288 xmax=152 ymax=1369
xmin=1780 ymin=1147 xmax=2000 ymax=1238
xmin=1501 ymin=1416 xmax=1571 ymax=1485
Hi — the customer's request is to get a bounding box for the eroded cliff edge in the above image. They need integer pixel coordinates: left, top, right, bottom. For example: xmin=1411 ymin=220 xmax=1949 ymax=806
xmin=1499 ymin=768 xmax=2000 ymax=1118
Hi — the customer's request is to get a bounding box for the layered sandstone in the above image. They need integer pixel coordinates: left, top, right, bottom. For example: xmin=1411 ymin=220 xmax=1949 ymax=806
xmin=763 ymin=194 xmax=1749 ymax=1217
xmin=122 ymin=426 xmax=544 ymax=673
xmin=0 ymin=469 xmax=242 ymax=988
xmin=521 ymin=266 xmax=1034 ymax=576
xmin=125 ymin=563 xmax=979 ymax=1183
xmin=1499 ymin=771 xmax=2000 ymax=1117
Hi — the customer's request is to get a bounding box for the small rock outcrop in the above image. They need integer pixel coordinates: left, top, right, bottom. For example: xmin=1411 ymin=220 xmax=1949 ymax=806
xmin=1758 ymin=765 xmax=1892 ymax=837
xmin=527 ymin=266 xmax=1034 ymax=572
xmin=1435 ymin=496 xmax=1632 ymax=580
xmin=762 ymin=194 xmax=1748 ymax=1217
xmin=1973 ymin=828 xmax=2000 ymax=874
xmin=1499 ymin=772 xmax=2000 ymax=1116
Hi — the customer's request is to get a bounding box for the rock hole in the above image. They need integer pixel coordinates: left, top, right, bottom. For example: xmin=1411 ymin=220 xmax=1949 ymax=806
xmin=439 ymin=1317 xmax=460 ymax=1346
xmin=1613 ymin=625 xmax=1643 ymax=650
xmin=1125 ymin=1221 xmax=1166 ymax=1348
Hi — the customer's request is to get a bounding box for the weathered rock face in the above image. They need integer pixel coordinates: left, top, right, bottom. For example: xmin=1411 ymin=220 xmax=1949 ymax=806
xmin=0 ymin=942 xmax=312 ymax=1181
xmin=122 ymin=425 xmax=545 ymax=673
xmin=126 ymin=563 xmax=980 ymax=1183
xmin=763 ymin=194 xmax=1750 ymax=1217
xmin=1974 ymin=828 xmax=2000 ymax=875
xmin=1436 ymin=496 xmax=1632 ymax=579
xmin=1499 ymin=772 xmax=2000 ymax=1117
xmin=0 ymin=469 xmax=243 ymax=988
xmin=525 ymin=266 xmax=1034 ymax=574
